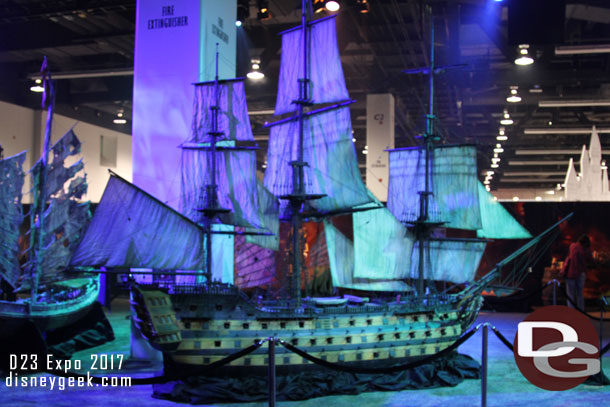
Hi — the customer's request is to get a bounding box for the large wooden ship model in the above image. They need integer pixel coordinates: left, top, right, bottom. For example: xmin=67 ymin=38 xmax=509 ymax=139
xmin=0 ymin=60 xmax=99 ymax=338
xmin=70 ymin=0 xmax=563 ymax=374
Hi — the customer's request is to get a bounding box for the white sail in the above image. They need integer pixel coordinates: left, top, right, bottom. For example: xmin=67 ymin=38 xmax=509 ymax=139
xmin=191 ymin=79 xmax=255 ymax=143
xmin=410 ymin=240 xmax=486 ymax=284
xmin=71 ymin=174 xmax=205 ymax=270
xmin=181 ymin=77 xmax=278 ymax=237
xmin=476 ymin=182 xmax=531 ymax=239
xmin=275 ymin=17 xmax=349 ymax=115
xmin=388 ymin=145 xmax=482 ymax=230
xmin=264 ymin=106 xmax=373 ymax=215
xmin=324 ymin=221 xmax=412 ymax=292
xmin=353 ymin=204 xmax=415 ymax=280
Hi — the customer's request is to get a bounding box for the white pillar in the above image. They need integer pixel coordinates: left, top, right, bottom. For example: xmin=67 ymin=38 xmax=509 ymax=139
xmin=366 ymin=94 xmax=395 ymax=202
xmin=132 ymin=0 xmax=236 ymax=208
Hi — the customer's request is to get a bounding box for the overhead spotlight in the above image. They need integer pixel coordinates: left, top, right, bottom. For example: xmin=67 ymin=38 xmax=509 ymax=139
xmin=506 ymin=86 xmax=522 ymax=103
xmin=247 ymin=58 xmax=264 ymax=80
xmin=357 ymin=0 xmax=369 ymax=13
xmin=113 ymin=109 xmax=127 ymax=124
xmin=497 ymin=127 xmax=507 ymax=141
xmin=491 ymin=163 xmax=499 ymax=168
xmin=512 ymin=196 xmax=519 ymax=202
xmin=325 ymin=1 xmax=340 ymax=12
xmin=257 ymin=0 xmax=271 ymax=20
xmin=237 ymin=0 xmax=249 ymax=26
xmin=30 ymin=78 xmax=44 ymax=92
xmin=515 ymin=44 xmax=534 ymax=66
xmin=500 ymin=109 xmax=514 ymax=125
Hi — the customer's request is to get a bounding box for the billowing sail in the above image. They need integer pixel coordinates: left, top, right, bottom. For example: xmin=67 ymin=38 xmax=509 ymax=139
xmin=71 ymin=174 xmax=205 ymax=270
xmin=476 ymin=182 xmax=531 ymax=239
xmin=410 ymin=240 xmax=486 ymax=284
xmin=325 ymin=221 xmax=412 ymax=292
xmin=29 ymin=130 xmax=90 ymax=284
xmin=191 ymin=79 xmax=255 ymax=143
xmin=181 ymin=147 xmax=267 ymax=229
xmin=352 ymin=205 xmax=415 ymax=280
xmin=388 ymin=145 xmax=482 ymax=230
xmin=275 ymin=17 xmax=349 ymax=115
xmin=245 ymin=179 xmax=280 ymax=250
xmin=182 ymin=77 xmax=278 ymax=237
xmin=265 ymin=106 xmax=373 ymax=215
xmin=0 ymin=152 xmax=25 ymax=287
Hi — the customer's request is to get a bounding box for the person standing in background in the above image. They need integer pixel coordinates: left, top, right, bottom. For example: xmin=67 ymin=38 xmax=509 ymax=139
xmin=562 ymin=234 xmax=595 ymax=310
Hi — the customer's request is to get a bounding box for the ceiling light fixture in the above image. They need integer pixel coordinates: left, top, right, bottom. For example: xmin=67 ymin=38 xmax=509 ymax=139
xmin=506 ymin=86 xmax=522 ymax=103
xmin=497 ymin=135 xmax=508 ymax=141
xmin=30 ymin=78 xmax=44 ymax=92
xmin=325 ymin=0 xmax=340 ymax=12
xmin=491 ymin=163 xmax=499 ymax=168
xmin=500 ymin=110 xmax=513 ymax=125
xmin=539 ymin=99 xmax=610 ymax=108
xmin=555 ymin=44 xmax=610 ymax=55
xmin=113 ymin=110 xmax=127 ymax=124
xmin=247 ymin=58 xmax=265 ymax=80
xmin=515 ymin=44 xmax=534 ymax=65
xmin=523 ymin=128 xmax=610 ymax=135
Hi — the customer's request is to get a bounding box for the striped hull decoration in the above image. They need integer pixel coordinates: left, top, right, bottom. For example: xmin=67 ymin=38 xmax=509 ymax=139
xmin=131 ymin=285 xmax=481 ymax=372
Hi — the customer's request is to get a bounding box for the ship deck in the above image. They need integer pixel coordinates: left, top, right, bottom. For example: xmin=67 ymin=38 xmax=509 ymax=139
xmin=1 ymin=298 xmax=609 ymax=407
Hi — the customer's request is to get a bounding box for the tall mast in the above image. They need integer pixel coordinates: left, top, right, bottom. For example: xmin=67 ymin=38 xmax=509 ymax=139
xmin=417 ymin=7 xmax=437 ymax=297
xmin=198 ymin=43 xmax=229 ymax=288
xmin=30 ymin=57 xmax=54 ymax=303
xmin=288 ymin=0 xmax=310 ymax=308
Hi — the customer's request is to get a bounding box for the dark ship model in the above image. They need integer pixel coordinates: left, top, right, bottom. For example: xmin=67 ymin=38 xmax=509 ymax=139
xmin=0 ymin=62 xmax=98 ymax=338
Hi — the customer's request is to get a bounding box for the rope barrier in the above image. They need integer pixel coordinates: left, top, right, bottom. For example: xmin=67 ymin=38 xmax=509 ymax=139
xmin=42 ymin=339 xmax=266 ymax=385
xmin=489 ymin=325 xmax=514 ymax=352
xmin=558 ymin=284 xmax=606 ymax=321
xmin=278 ymin=325 xmax=480 ymax=374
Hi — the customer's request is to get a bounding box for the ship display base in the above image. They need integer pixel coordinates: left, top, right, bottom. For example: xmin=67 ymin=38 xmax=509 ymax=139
xmin=152 ymin=351 xmax=480 ymax=403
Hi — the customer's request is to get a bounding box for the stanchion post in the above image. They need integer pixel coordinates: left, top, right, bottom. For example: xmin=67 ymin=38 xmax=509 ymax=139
xmin=552 ymin=279 xmax=557 ymax=306
xmin=268 ymin=337 xmax=276 ymax=407
xmin=599 ymin=299 xmax=604 ymax=384
xmin=481 ymin=323 xmax=488 ymax=407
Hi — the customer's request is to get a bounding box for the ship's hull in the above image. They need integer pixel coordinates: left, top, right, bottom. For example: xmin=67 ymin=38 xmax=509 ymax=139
xmin=0 ymin=277 xmax=100 ymax=339
xmin=131 ymin=284 xmax=482 ymax=375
